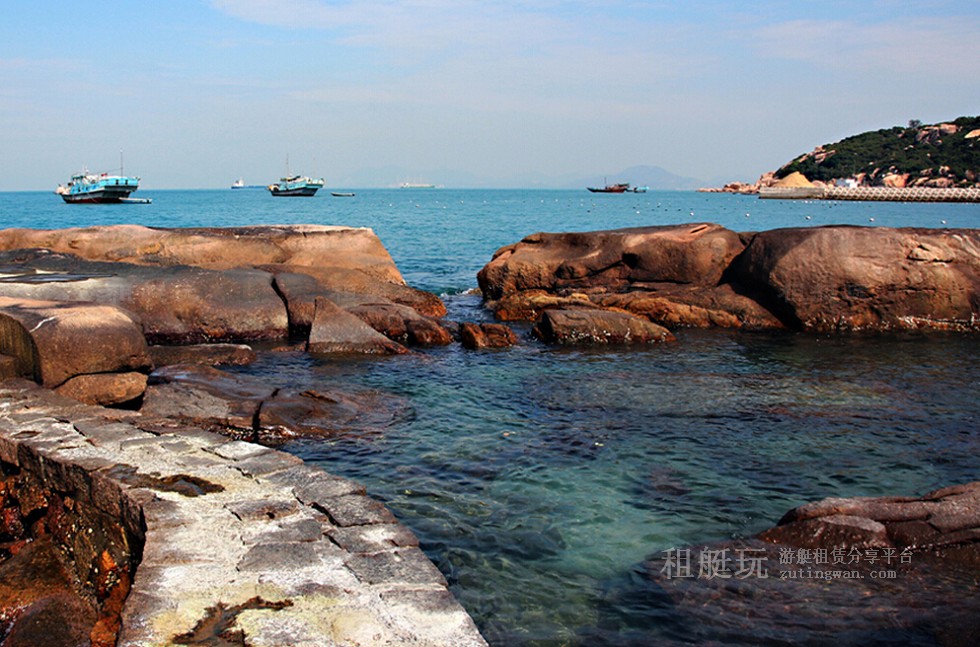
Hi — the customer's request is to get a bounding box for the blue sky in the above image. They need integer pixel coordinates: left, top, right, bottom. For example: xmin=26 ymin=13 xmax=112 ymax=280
xmin=2 ymin=0 xmax=978 ymax=189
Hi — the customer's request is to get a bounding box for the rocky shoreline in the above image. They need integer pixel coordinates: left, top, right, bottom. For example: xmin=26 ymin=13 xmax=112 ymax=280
xmin=478 ymin=223 xmax=980 ymax=339
xmin=1 ymin=222 xmax=978 ymax=644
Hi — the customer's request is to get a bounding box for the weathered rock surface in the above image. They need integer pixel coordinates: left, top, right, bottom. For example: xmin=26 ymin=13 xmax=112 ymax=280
xmin=307 ymin=296 xmax=409 ymax=355
xmin=640 ymin=482 xmax=980 ymax=645
xmin=0 ymin=225 xmax=447 ymax=345
xmin=0 ymin=296 xmax=151 ymax=388
xmin=478 ymin=224 xmax=745 ymax=299
xmin=761 ymin=481 xmax=980 ymax=562
xmin=0 ymin=250 xmax=289 ymax=344
xmin=533 ymin=308 xmax=674 ymax=345
xmin=0 ymin=379 xmax=488 ymax=647
xmin=479 ymin=224 xmax=980 ymax=335
xmin=141 ymin=364 xmax=411 ymax=443
xmin=459 ymin=322 xmax=519 ymax=349
xmin=0 ymin=223 xmax=403 ymax=281
xmin=732 ymin=226 xmax=980 ymax=331
xmin=148 ymin=343 xmax=257 ymax=368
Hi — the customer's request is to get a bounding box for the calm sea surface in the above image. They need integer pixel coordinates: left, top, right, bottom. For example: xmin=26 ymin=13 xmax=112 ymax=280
xmin=2 ymin=189 xmax=979 ymax=645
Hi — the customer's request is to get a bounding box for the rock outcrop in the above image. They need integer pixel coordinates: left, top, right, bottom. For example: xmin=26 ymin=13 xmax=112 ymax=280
xmin=760 ymin=482 xmax=980 ymax=563
xmin=478 ymin=224 xmax=980 ymax=336
xmin=642 ymin=482 xmax=980 ymax=645
xmin=0 ymin=225 xmax=464 ymax=405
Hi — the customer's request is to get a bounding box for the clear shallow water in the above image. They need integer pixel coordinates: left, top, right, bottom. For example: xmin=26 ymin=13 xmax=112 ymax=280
xmin=3 ymin=189 xmax=980 ymax=644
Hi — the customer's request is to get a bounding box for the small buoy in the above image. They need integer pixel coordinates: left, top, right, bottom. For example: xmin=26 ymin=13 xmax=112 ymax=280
xmin=941 ymin=220 xmax=948 ymax=225
xmin=869 ymin=217 xmax=875 ymax=222
xmin=805 ymin=215 xmax=812 ymax=220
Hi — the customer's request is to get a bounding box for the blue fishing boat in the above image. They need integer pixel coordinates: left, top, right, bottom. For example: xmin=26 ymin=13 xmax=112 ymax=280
xmin=267 ymin=175 xmax=324 ymax=197
xmin=55 ymin=170 xmax=144 ymax=204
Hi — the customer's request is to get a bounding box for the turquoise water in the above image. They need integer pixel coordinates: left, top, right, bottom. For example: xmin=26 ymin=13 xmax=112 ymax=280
xmin=2 ymin=189 xmax=979 ymax=644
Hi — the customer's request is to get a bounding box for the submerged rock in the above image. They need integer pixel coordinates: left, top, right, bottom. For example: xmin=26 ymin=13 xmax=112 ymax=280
xmin=532 ymin=308 xmax=674 ymax=345
xmin=640 ymin=482 xmax=980 ymax=645
xmin=459 ymin=322 xmax=519 ymax=349
xmin=140 ymin=363 xmax=410 ymax=443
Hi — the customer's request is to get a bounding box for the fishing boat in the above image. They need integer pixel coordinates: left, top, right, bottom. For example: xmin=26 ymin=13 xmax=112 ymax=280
xmin=331 ymin=191 xmax=355 ymax=197
xmin=267 ymin=175 xmax=325 ymax=197
xmin=587 ymin=182 xmax=631 ymax=193
xmin=55 ymin=170 xmax=144 ymax=204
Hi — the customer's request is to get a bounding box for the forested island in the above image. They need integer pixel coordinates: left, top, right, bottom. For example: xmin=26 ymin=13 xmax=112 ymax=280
xmin=709 ymin=115 xmax=980 ymax=194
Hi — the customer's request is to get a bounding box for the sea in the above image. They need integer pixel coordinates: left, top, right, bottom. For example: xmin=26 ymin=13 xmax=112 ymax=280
xmin=2 ymin=188 xmax=979 ymax=645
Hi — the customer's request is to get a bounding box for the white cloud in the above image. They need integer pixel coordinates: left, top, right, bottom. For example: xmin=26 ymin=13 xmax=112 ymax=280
xmin=751 ymin=16 xmax=980 ymax=77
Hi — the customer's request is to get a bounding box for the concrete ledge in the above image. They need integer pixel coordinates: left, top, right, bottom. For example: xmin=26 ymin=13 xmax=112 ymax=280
xmin=0 ymin=379 xmax=487 ymax=646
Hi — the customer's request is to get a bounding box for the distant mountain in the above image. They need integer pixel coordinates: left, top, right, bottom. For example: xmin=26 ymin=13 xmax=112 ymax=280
xmin=775 ymin=116 xmax=980 ymax=188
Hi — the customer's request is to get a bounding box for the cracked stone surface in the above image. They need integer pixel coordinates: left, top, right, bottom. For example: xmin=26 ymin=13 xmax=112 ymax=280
xmin=0 ymin=378 xmax=487 ymax=647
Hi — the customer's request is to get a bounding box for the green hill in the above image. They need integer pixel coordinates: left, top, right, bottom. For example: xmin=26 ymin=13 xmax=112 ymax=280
xmin=775 ymin=116 xmax=980 ymax=188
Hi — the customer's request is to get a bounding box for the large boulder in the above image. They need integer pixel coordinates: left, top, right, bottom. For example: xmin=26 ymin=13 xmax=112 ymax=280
xmin=478 ymin=224 xmax=980 ymax=335
xmin=306 ymin=297 xmax=408 ymax=355
xmin=478 ymin=223 xmax=745 ymax=300
xmin=0 ymin=224 xmax=445 ymax=319
xmin=0 ymin=296 xmax=151 ymax=389
xmin=0 ymin=250 xmax=288 ymax=344
xmin=733 ymin=226 xmax=980 ymax=331
xmin=0 ymin=224 xmax=402 ymax=281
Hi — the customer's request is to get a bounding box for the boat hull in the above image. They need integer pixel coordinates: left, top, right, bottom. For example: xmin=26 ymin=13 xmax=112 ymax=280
xmin=59 ymin=186 xmax=138 ymax=203
xmin=269 ymin=186 xmax=321 ymax=197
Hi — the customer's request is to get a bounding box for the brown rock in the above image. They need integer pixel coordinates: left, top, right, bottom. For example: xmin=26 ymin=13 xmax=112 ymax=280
xmin=593 ymin=283 xmax=783 ymax=329
xmin=348 ymin=302 xmax=453 ymax=347
xmin=141 ymin=364 xmax=274 ymax=430
xmin=148 ymin=343 xmax=257 ymax=368
xmin=0 ymin=250 xmax=289 ymax=344
xmin=489 ymin=291 xmax=600 ymax=322
xmin=478 ymin=224 xmax=745 ymax=300
xmin=0 ymin=224 xmax=404 ymax=282
xmin=732 ymin=226 xmax=980 ymax=331
xmin=0 ymin=296 xmax=151 ymax=388
xmin=3 ymin=592 xmax=98 ymax=647
xmin=55 ymin=372 xmax=148 ymax=406
xmin=532 ymin=309 xmax=674 ymax=345
xmin=307 ymin=297 xmax=408 ymax=355
xmin=258 ymin=388 xmax=411 ymax=441
xmin=139 ymin=364 xmax=408 ymax=443
xmin=759 ymin=514 xmax=891 ymax=550
xmin=459 ymin=322 xmax=519 ymax=349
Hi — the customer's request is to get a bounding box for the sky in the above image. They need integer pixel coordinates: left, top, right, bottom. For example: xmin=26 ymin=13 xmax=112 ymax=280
xmin=2 ymin=0 xmax=978 ymax=190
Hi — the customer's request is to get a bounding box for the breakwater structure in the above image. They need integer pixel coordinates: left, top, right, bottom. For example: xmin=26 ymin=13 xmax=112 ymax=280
xmin=759 ymin=185 xmax=980 ymax=202
xmin=0 ymin=378 xmax=488 ymax=646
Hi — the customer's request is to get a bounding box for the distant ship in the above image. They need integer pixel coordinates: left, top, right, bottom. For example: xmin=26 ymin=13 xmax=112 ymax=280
xmin=231 ymin=178 xmax=262 ymax=189
xmin=267 ymin=175 xmax=325 ymax=197
xmin=399 ymin=182 xmax=436 ymax=189
xmin=55 ymin=170 xmax=146 ymax=204
xmin=587 ymin=182 xmax=631 ymax=193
